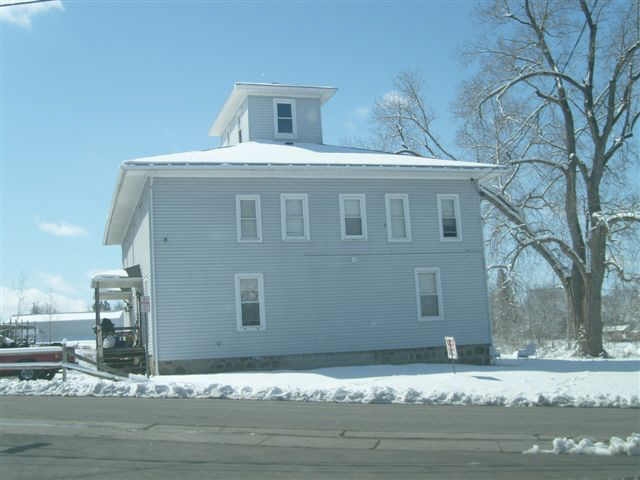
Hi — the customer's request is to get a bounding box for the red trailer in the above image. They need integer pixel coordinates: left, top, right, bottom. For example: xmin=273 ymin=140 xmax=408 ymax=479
xmin=0 ymin=345 xmax=76 ymax=380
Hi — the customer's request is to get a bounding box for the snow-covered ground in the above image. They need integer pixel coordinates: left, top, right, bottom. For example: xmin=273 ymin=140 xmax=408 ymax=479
xmin=1 ymin=356 xmax=638 ymax=407
xmin=496 ymin=340 xmax=640 ymax=360
xmin=524 ymin=433 xmax=640 ymax=456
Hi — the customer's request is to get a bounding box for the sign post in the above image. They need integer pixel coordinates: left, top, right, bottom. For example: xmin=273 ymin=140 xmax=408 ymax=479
xmin=444 ymin=336 xmax=458 ymax=374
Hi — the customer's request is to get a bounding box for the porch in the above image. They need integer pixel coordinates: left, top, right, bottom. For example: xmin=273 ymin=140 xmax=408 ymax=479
xmin=91 ymin=269 xmax=149 ymax=376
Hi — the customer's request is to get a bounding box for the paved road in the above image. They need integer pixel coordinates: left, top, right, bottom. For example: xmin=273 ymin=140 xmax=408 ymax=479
xmin=1 ymin=397 xmax=638 ymax=479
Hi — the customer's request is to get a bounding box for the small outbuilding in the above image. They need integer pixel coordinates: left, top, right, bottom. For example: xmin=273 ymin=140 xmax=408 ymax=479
xmin=5 ymin=311 xmax=124 ymax=343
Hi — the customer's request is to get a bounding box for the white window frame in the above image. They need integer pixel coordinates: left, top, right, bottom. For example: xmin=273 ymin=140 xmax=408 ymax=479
xmin=385 ymin=193 xmax=412 ymax=242
xmin=414 ymin=267 xmax=444 ymax=322
xmin=437 ymin=194 xmax=462 ymax=242
xmin=339 ymin=193 xmax=367 ymax=240
xmin=280 ymin=193 xmax=310 ymax=241
xmin=273 ymin=98 xmax=297 ymax=139
xmin=236 ymin=195 xmax=262 ymax=243
xmin=235 ymin=273 xmax=266 ymax=331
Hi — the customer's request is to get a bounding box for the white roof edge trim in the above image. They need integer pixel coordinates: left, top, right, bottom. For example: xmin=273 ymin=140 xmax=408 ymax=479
xmin=103 ymin=165 xmax=127 ymax=245
xmin=209 ymin=83 xmax=338 ymax=136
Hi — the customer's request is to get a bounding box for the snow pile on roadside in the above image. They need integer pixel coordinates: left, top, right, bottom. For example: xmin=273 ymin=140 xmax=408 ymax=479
xmin=0 ymin=358 xmax=638 ymax=408
xmin=524 ymin=433 xmax=640 ymax=456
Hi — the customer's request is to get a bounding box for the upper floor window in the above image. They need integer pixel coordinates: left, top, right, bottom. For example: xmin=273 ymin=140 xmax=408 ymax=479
xmin=385 ymin=193 xmax=411 ymax=242
xmin=437 ymin=194 xmax=462 ymax=241
xmin=339 ymin=194 xmax=367 ymax=240
xmin=274 ymin=98 xmax=296 ymax=138
xmin=236 ymin=195 xmax=262 ymax=242
xmin=281 ymin=193 xmax=310 ymax=241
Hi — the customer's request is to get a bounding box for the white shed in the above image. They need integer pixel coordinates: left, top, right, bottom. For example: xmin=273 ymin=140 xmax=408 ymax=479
xmin=5 ymin=311 xmax=124 ymax=343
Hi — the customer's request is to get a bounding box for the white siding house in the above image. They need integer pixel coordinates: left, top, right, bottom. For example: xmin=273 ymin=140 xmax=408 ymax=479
xmin=103 ymin=83 xmax=503 ymax=374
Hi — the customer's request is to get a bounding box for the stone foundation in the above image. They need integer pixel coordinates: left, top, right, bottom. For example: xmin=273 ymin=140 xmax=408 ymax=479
xmin=158 ymin=343 xmax=491 ymax=375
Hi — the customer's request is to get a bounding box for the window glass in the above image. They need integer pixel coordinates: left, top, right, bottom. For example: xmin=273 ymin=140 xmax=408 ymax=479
xmin=276 ymin=102 xmax=294 ymax=134
xmin=239 ymin=278 xmax=261 ymax=327
xmin=282 ymin=195 xmax=308 ymax=240
xmin=439 ymin=197 xmax=459 ymax=239
xmin=341 ymin=195 xmax=366 ymax=239
xmin=277 ymin=103 xmax=292 ymax=117
xmin=390 ymin=198 xmax=406 ymax=238
xmin=344 ymin=198 xmax=363 ymax=236
xmin=240 ymin=199 xmax=256 ymax=218
xmin=418 ymin=272 xmax=440 ymax=317
xmin=278 ymin=118 xmax=293 ymax=134
xmin=238 ymin=197 xmax=260 ymax=241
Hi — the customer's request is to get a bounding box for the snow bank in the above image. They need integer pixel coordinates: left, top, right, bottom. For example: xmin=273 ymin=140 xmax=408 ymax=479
xmin=524 ymin=433 xmax=640 ymax=456
xmin=0 ymin=358 xmax=638 ymax=408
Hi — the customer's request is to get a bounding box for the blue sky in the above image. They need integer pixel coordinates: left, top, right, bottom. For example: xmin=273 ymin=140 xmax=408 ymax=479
xmin=0 ymin=0 xmax=478 ymax=317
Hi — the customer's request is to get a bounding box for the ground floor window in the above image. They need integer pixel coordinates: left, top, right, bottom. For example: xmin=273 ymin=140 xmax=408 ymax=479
xmin=235 ymin=273 xmax=265 ymax=331
xmin=414 ymin=267 xmax=443 ymax=321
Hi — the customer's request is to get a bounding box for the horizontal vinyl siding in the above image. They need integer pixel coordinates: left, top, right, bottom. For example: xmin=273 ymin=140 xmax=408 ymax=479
xmin=248 ymin=96 xmax=322 ymax=144
xmin=121 ymin=181 xmax=154 ymax=355
xmin=152 ymin=178 xmax=490 ymax=362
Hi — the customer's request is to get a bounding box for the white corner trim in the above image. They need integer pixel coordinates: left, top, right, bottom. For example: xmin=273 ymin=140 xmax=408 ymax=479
xmin=234 ymin=273 xmax=266 ymax=332
xmin=339 ymin=193 xmax=367 ymax=240
xmin=236 ymin=194 xmax=263 ymax=243
xmin=280 ymin=193 xmax=310 ymax=241
xmin=414 ymin=267 xmax=444 ymax=322
xmin=384 ymin=193 xmax=412 ymax=242
xmin=437 ymin=193 xmax=463 ymax=242
xmin=273 ymin=98 xmax=297 ymax=139
xmin=148 ymin=178 xmax=160 ymax=374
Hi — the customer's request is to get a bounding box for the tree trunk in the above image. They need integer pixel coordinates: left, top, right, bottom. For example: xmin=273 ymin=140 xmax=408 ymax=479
xmin=565 ymin=262 xmax=605 ymax=357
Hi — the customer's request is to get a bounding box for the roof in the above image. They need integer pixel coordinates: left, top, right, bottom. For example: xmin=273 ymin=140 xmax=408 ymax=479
xmin=209 ymin=83 xmax=337 ymax=136
xmin=124 ymin=141 xmax=494 ymax=169
xmin=104 ymin=141 xmax=507 ymax=245
xmin=91 ymin=269 xmax=143 ymax=289
xmin=6 ymin=311 xmax=123 ymax=324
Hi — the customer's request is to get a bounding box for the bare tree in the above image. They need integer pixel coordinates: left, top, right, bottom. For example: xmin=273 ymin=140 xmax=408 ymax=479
xmin=491 ymin=268 xmax=523 ymax=345
xmin=371 ymin=0 xmax=640 ymax=356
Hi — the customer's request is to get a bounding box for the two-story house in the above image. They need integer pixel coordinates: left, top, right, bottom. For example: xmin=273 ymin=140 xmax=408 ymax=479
xmin=103 ymin=82 xmax=501 ymax=375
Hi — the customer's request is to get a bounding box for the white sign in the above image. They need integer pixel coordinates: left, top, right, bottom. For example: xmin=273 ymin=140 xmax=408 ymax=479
xmin=141 ymin=296 xmax=151 ymax=313
xmin=444 ymin=336 xmax=458 ymax=360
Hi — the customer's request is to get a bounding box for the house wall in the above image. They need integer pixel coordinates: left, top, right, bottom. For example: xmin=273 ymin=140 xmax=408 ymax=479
xmin=247 ymin=96 xmax=323 ymax=144
xmin=150 ymin=177 xmax=491 ymax=371
xmin=220 ymin=99 xmax=249 ymax=147
xmin=121 ymin=180 xmax=155 ymax=362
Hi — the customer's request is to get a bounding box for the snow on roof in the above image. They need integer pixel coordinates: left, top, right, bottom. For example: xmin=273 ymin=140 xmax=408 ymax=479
xmin=90 ymin=269 xmax=128 ymax=282
xmin=6 ymin=311 xmax=123 ymax=324
xmin=124 ymin=141 xmax=494 ymax=169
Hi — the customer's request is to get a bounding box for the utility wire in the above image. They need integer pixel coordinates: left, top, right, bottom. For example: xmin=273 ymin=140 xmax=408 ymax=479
xmin=0 ymin=0 xmax=58 ymax=8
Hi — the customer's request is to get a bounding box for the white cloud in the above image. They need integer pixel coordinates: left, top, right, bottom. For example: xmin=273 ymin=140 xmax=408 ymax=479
xmin=38 ymin=273 xmax=77 ymax=295
xmin=37 ymin=220 xmax=88 ymax=237
xmin=0 ymin=285 xmax=88 ymax=321
xmin=381 ymin=90 xmax=409 ymax=107
xmin=0 ymin=0 xmax=63 ymax=28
